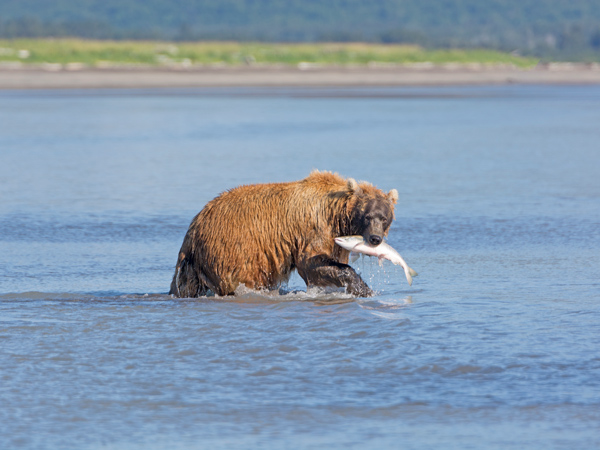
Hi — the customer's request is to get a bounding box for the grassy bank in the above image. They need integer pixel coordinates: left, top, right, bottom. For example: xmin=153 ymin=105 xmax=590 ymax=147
xmin=0 ymin=39 xmax=539 ymax=68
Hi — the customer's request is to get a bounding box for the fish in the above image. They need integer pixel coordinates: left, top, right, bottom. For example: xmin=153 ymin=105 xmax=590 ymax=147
xmin=334 ymin=235 xmax=418 ymax=286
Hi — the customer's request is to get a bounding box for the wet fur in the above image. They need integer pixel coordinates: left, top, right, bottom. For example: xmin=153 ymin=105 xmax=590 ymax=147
xmin=170 ymin=171 xmax=397 ymax=297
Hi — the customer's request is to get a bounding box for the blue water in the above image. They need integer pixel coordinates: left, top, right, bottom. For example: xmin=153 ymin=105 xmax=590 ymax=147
xmin=1 ymin=86 xmax=599 ymax=449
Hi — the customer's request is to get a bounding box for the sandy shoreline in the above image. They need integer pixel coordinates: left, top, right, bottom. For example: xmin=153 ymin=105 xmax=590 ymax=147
xmin=1 ymin=64 xmax=600 ymax=89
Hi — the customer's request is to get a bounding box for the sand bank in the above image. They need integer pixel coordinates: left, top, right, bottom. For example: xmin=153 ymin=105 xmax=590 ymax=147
xmin=1 ymin=63 xmax=600 ymax=89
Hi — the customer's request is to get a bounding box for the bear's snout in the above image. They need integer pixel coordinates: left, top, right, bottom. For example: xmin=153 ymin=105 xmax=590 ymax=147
xmin=369 ymin=235 xmax=382 ymax=246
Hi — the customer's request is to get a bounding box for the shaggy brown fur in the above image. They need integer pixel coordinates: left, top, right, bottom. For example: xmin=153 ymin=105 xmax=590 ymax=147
xmin=169 ymin=171 xmax=398 ymax=297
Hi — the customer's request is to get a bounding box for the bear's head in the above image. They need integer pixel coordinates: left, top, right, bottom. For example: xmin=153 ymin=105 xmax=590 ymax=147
xmin=347 ymin=178 xmax=398 ymax=246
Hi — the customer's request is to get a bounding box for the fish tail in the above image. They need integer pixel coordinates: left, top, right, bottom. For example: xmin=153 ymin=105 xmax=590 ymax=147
xmin=404 ymin=268 xmax=413 ymax=286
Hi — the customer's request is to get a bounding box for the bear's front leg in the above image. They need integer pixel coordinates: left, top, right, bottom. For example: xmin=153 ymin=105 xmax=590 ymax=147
xmin=297 ymin=255 xmax=373 ymax=297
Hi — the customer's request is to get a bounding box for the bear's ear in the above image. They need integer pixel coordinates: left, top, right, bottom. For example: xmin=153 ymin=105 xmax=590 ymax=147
xmin=347 ymin=178 xmax=362 ymax=195
xmin=387 ymin=189 xmax=399 ymax=204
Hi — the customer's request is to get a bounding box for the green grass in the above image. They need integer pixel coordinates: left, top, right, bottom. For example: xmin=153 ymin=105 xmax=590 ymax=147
xmin=0 ymin=39 xmax=539 ymax=68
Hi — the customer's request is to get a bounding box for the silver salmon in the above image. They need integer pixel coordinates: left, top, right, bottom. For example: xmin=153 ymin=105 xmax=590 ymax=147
xmin=334 ymin=235 xmax=418 ymax=286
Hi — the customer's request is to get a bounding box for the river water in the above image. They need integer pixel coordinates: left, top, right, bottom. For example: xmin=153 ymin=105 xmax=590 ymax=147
xmin=1 ymin=85 xmax=599 ymax=449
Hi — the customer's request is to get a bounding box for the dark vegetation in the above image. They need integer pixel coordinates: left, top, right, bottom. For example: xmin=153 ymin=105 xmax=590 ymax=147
xmin=1 ymin=0 xmax=600 ymax=60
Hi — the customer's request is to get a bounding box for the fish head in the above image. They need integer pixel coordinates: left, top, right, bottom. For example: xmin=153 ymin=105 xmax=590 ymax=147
xmin=334 ymin=235 xmax=365 ymax=251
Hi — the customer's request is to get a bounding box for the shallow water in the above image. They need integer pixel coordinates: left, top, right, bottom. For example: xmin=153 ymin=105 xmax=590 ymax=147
xmin=1 ymin=86 xmax=599 ymax=449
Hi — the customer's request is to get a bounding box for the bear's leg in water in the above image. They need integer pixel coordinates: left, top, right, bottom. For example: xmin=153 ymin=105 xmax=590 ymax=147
xmin=297 ymin=256 xmax=373 ymax=297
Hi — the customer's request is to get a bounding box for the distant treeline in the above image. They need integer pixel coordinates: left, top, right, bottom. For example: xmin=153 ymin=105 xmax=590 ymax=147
xmin=1 ymin=0 xmax=600 ymax=60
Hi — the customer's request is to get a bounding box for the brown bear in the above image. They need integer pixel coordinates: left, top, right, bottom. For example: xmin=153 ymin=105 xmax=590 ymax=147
xmin=169 ymin=170 xmax=398 ymax=297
